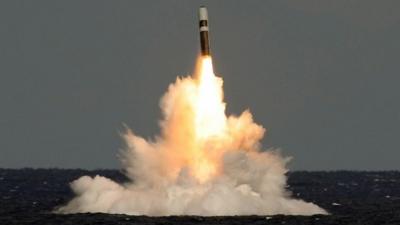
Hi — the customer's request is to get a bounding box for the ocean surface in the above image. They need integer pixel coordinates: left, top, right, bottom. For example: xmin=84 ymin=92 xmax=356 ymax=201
xmin=1 ymin=169 xmax=399 ymax=224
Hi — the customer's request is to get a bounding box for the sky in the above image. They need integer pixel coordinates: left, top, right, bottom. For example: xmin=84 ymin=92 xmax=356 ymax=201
xmin=0 ymin=1 xmax=399 ymax=170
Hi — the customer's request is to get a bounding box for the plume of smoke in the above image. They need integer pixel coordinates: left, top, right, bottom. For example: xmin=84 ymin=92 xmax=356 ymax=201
xmin=57 ymin=65 xmax=327 ymax=216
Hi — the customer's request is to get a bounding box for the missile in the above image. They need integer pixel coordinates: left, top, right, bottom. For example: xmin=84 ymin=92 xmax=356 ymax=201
xmin=199 ymin=6 xmax=210 ymax=56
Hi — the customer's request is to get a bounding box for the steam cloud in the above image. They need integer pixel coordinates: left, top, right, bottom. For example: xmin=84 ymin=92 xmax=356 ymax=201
xmin=57 ymin=58 xmax=327 ymax=216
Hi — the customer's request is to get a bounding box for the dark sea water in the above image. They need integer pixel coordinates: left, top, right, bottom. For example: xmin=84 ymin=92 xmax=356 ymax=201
xmin=1 ymin=169 xmax=399 ymax=225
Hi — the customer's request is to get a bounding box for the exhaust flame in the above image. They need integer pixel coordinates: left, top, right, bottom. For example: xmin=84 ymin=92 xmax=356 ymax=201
xmin=57 ymin=57 xmax=327 ymax=216
xmin=192 ymin=57 xmax=225 ymax=182
xmin=195 ymin=57 xmax=226 ymax=140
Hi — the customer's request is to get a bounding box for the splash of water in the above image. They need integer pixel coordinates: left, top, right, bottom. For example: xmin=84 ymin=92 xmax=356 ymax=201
xmin=57 ymin=57 xmax=327 ymax=216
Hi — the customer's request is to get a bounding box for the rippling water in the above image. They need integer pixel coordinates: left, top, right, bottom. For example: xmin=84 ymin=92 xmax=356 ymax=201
xmin=1 ymin=169 xmax=399 ymax=225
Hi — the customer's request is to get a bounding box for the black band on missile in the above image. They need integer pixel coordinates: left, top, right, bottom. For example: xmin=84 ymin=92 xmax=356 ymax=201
xmin=199 ymin=20 xmax=208 ymax=27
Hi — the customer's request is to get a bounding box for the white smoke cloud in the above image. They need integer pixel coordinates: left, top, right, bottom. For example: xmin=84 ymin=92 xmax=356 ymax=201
xmin=57 ymin=60 xmax=327 ymax=216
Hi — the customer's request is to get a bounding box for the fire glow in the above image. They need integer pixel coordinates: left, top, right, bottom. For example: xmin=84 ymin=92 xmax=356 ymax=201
xmin=57 ymin=56 xmax=327 ymax=216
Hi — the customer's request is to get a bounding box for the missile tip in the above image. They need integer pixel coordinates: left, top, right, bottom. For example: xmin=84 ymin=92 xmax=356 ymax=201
xmin=199 ymin=6 xmax=208 ymax=20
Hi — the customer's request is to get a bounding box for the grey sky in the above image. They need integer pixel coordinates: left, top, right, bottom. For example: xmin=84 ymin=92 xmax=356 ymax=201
xmin=0 ymin=1 xmax=399 ymax=170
